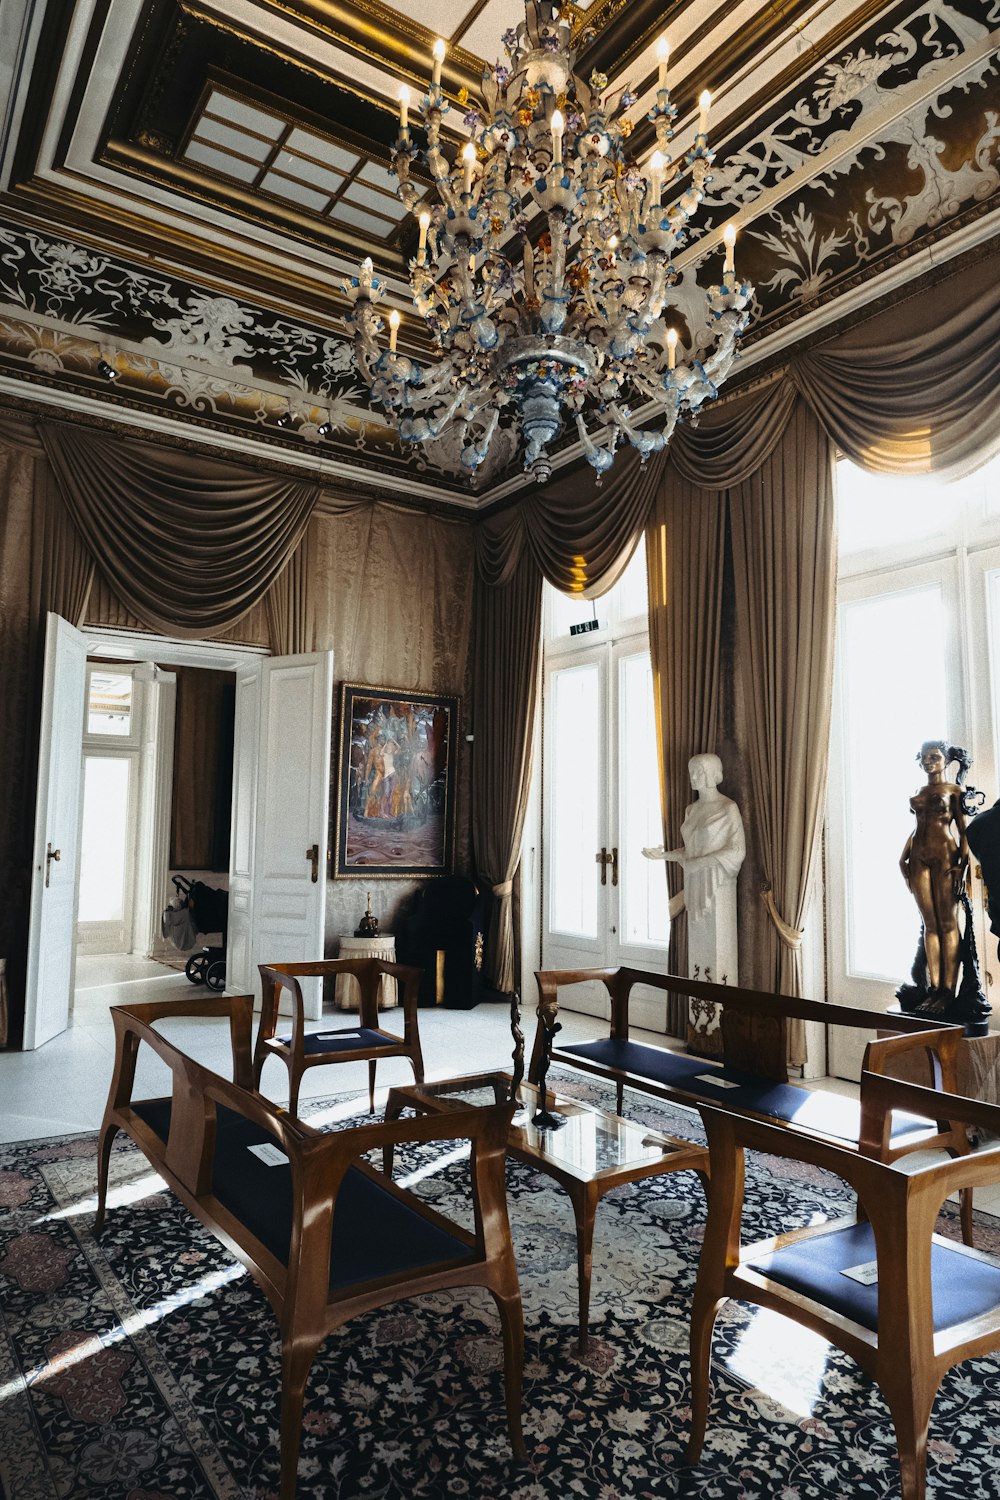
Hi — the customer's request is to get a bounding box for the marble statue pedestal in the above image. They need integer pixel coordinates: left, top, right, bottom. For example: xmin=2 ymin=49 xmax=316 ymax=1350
xmin=686 ymin=880 xmax=739 ymax=1058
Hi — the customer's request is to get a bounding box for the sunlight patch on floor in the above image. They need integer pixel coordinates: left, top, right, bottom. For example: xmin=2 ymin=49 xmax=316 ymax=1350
xmin=37 ymin=1169 xmax=168 ymax=1224
xmin=0 ymin=1262 xmax=246 ymax=1406
xmin=726 ymin=1307 xmax=832 ymax=1419
xmin=302 ymin=1093 xmax=391 ymax=1128
xmin=396 ymin=1143 xmax=469 ymax=1188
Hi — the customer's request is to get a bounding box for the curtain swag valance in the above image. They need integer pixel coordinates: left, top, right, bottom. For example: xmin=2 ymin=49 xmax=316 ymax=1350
xmin=475 ymin=252 xmax=1000 ymax=591
xmin=39 ymin=423 xmax=323 ymax=638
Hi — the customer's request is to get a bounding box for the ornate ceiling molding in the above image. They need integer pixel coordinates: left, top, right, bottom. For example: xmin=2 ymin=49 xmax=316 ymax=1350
xmin=0 ymin=0 xmax=996 ymax=504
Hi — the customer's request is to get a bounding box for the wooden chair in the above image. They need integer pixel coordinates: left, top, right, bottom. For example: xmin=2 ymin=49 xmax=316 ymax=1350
xmin=254 ymin=958 xmax=425 ymax=1116
xmin=96 ymin=995 xmax=525 ymax=1500
xmin=688 ymin=1074 xmax=1000 ymax=1500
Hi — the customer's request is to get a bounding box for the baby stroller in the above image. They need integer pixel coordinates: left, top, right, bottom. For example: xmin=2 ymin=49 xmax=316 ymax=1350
xmin=169 ymin=874 xmax=229 ymax=992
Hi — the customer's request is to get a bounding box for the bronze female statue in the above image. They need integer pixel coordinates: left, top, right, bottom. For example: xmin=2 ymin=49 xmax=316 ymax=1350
xmin=899 ymin=741 xmax=970 ymax=999
xmin=897 ymin=741 xmax=989 ymax=1033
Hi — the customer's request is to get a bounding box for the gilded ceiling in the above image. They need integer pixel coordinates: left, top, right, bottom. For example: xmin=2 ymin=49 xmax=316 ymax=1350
xmin=0 ymin=0 xmax=997 ymax=505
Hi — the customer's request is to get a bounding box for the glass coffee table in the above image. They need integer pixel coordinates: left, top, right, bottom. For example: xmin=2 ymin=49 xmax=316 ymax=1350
xmin=383 ymin=1072 xmax=709 ymax=1352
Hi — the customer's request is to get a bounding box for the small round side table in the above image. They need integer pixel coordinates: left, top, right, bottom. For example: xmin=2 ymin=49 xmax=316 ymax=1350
xmin=335 ymin=934 xmax=398 ymax=1010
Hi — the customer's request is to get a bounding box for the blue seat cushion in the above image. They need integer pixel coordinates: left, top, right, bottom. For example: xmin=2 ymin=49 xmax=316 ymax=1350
xmin=747 ymin=1220 xmax=1000 ymax=1333
xmin=131 ymin=1100 xmax=471 ymax=1288
xmin=558 ymin=1039 xmax=930 ymax=1144
xmin=274 ymin=1026 xmax=395 ymax=1055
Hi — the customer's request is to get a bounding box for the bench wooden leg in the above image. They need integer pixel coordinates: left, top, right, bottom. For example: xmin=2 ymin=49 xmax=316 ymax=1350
xmin=616 ymin=1081 xmax=624 ymax=1117
xmin=368 ymin=1060 xmax=377 ymax=1116
xmin=490 ymin=1286 xmax=526 ymax=1462
xmin=382 ymin=1093 xmax=409 ymax=1176
xmin=687 ymin=1292 xmax=724 ymax=1463
xmin=960 ymin=1185 xmax=975 ymax=1246
xmin=881 ymin=1361 xmax=937 ymax=1500
xmin=94 ymin=1121 xmax=119 ymax=1235
xmin=410 ymin=1042 xmax=425 ymax=1089
xmin=288 ymin=1060 xmax=304 ymax=1119
xmin=279 ymin=1337 xmax=320 ymax=1500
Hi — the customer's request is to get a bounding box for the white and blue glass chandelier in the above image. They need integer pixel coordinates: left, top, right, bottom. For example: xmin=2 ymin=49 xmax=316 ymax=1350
xmin=344 ymin=1 xmax=753 ymax=484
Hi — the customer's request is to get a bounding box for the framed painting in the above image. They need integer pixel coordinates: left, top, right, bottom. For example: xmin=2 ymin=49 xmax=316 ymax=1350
xmin=334 ymin=683 xmax=460 ymax=877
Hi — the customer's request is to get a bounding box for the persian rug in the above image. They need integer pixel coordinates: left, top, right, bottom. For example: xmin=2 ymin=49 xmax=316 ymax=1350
xmin=2 ymin=1074 xmax=1000 ymax=1500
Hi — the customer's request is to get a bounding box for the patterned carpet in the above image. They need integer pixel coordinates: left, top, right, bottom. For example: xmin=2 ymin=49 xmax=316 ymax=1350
xmin=2 ymin=1075 xmax=1000 ymax=1500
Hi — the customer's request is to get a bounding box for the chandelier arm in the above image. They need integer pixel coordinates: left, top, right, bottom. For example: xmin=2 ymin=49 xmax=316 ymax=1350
xmin=400 ymin=383 xmax=470 ymax=446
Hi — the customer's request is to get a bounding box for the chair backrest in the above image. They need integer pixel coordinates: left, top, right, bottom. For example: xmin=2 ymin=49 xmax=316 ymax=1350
xmin=258 ymin=958 xmax=422 ymax=1036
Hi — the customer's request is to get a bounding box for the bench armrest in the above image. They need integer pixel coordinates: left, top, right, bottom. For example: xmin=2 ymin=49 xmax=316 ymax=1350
xmin=863 ymin=1025 xmax=961 ymax=1085
xmin=857 ymin=1070 xmax=1000 ymax=1158
xmin=107 ymin=994 xmax=255 ymax=1109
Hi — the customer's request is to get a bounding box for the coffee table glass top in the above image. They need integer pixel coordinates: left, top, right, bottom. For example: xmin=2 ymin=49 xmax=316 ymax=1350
xmin=513 ymin=1097 xmax=682 ymax=1177
xmin=399 ymin=1074 xmax=699 ymax=1183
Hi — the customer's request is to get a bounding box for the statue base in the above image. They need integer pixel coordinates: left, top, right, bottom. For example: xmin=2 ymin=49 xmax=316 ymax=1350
xmin=890 ymin=991 xmax=991 ymax=1039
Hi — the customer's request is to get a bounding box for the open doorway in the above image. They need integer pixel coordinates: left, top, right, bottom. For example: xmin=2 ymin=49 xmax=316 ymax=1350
xmin=74 ymin=659 xmax=235 ymax=1008
xmin=26 ymin=618 xmax=332 ymax=1050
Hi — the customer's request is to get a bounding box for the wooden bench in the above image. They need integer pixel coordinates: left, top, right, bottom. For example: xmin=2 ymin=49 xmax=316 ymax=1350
xmin=95 ymin=994 xmax=525 ymax=1499
xmin=528 ymin=967 xmax=975 ymax=1241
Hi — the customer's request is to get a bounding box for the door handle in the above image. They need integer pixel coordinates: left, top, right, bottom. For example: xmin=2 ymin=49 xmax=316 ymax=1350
xmin=610 ymin=847 xmax=619 ymax=887
xmin=306 ymin=844 xmax=319 ymax=883
xmin=45 ymin=842 xmax=61 ymax=888
xmin=596 ymin=848 xmax=610 ymax=886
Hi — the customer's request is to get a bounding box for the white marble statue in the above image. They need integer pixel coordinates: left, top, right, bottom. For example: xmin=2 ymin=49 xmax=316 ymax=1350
xmin=643 ymin=752 xmax=745 ymax=984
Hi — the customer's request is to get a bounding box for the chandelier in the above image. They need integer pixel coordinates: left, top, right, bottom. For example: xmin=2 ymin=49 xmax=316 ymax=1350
xmin=343 ymin=1 xmax=753 ymax=485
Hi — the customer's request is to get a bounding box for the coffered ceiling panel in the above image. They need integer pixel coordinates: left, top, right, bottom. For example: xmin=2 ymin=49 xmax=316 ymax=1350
xmin=0 ymin=0 xmax=997 ymax=506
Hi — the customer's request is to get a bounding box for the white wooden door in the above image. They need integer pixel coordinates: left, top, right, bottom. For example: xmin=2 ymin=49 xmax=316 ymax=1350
xmin=226 ymin=662 xmax=263 ymax=995
xmin=227 ymin=652 xmax=333 ymax=1012
xmin=24 ymin=613 xmax=88 ymax=1048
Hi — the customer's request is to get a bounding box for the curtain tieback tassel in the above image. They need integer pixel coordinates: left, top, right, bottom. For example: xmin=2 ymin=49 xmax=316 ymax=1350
xmin=492 ymin=881 xmax=513 ymax=899
xmin=760 ymin=882 xmax=802 ymax=950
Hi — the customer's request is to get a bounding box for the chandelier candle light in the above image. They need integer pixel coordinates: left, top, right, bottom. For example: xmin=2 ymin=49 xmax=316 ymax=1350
xmin=343 ymin=0 xmax=753 ymax=484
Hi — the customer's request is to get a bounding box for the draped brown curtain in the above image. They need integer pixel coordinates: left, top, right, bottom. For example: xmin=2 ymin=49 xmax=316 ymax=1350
xmin=474 ymin=444 xmax=663 ymax=994
xmin=790 ymin=254 xmax=1000 ymax=475
xmin=477 ymin=445 xmax=663 ymax=594
xmin=471 ymin=546 xmax=543 ymax=993
xmin=40 ymin=423 xmax=321 ymax=638
xmin=265 ymin=516 xmax=315 ymax=654
xmin=640 ymin=252 xmax=1000 ymax=1065
xmin=729 ymin=401 xmax=837 ymax=1065
xmin=669 ymin=380 xmax=798 ymax=488
xmin=645 ymin=478 xmax=726 ymax=1029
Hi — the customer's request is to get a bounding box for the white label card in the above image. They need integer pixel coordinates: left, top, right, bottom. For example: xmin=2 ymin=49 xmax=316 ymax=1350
xmin=249 ymin=1142 xmax=288 ymax=1167
xmin=841 ymin=1260 xmax=879 ymax=1285
xmin=696 ymin=1074 xmax=740 ymax=1090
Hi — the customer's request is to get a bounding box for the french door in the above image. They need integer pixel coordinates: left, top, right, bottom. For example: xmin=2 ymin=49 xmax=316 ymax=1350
xmin=542 ymin=635 xmax=669 ymax=1029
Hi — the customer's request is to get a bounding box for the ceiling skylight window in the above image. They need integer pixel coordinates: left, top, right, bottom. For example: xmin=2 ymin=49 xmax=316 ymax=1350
xmin=181 ymin=88 xmax=424 ymax=242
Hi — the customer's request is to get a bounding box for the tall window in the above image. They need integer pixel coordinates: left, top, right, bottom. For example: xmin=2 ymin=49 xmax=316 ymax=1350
xmin=827 ymin=452 xmax=1000 ymax=1073
xmin=78 ymin=666 xmax=141 ymax=954
xmin=541 ymin=548 xmax=669 ymax=1026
